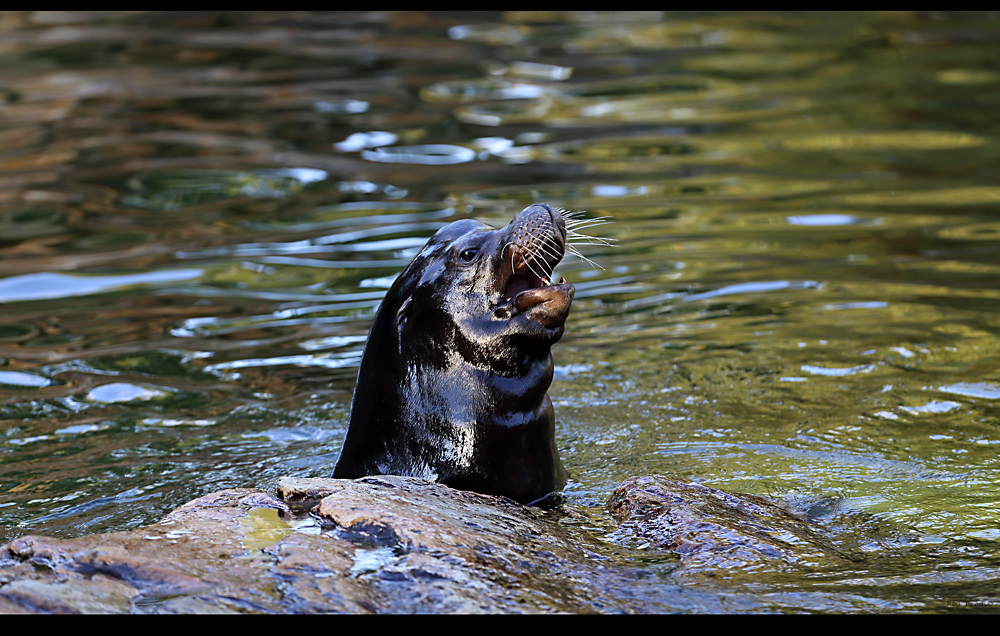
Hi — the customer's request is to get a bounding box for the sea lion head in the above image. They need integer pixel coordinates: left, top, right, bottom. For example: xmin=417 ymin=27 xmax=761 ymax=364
xmin=395 ymin=202 xmax=575 ymax=370
xmin=333 ymin=203 xmax=574 ymax=504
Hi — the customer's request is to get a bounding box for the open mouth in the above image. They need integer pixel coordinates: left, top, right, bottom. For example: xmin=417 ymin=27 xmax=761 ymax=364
xmin=498 ymin=230 xmax=572 ymax=318
xmin=502 ymin=252 xmax=566 ymax=302
xmin=499 ymin=216 xmax=566 ymax=303
xmin=492 ymin=203 xmax=575 ymax=326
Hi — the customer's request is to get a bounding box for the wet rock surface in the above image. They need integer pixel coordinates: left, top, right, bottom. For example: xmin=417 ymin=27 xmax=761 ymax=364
xmin=0 ymin=475 xmax=880 ymax=613
xmin=607 ymin=475 xmax=858 ymax=579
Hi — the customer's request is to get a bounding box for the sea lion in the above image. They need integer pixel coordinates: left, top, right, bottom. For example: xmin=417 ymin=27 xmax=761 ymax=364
xmin=332 ymin=203 xmax=575 ymax=504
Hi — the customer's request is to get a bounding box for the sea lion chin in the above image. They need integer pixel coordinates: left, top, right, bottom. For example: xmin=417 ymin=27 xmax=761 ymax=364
xmin=332 ymin=203 xmax=574 ymax=504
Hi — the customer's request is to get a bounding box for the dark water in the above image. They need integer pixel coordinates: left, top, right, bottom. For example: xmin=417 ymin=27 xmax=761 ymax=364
xmin=2 ymin=11 xmax=1000 ymax=613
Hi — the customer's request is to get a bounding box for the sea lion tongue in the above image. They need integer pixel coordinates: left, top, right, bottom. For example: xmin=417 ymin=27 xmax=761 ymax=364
xmin=514 ymin=285 xmax=574 ymax=329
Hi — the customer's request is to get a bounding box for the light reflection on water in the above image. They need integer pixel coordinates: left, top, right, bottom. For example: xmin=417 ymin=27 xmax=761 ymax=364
xmin=1 ymin=10 xmax=1000 ymax=612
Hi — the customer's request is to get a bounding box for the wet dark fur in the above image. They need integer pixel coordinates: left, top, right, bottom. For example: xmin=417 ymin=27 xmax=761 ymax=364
xmin=333 ymin=203 xmax=574 ymax=504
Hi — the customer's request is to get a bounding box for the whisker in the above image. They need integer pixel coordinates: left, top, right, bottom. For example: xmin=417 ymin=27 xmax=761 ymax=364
xmin=565 ymin=214 xmax=612 ymax=227
xmin=568 ymin=233 xmax=617 ymax=248
xmin=566 ymin=244 xmax=605 ymax=271
xmin=554 ymin=208 xmax=616 ymax=270
xmin=566 ymin=219 xmax=615 ymax=236
xmin=534 ymin=239 xmax=563 ymax=259
xmin=567 ymin=222 xmax=615 ymax=236
xmin=523 ymin=254 xmax=550 ymax=282
xmin=531 ymin=239 xmax=558 ymax=281
xmin=502 ymin=206 xmax=615 ymax=285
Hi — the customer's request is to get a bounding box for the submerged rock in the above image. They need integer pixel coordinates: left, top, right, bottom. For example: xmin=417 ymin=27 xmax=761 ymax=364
xmin=0 ymin=474 xmax=880 ymax=613
xmin=607 ymin=475 xmax=856 ymax=578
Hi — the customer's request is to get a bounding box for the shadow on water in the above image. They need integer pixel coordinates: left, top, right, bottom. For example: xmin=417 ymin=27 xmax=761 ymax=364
xmin=1 ymin=11 xmax=1000 ymax=612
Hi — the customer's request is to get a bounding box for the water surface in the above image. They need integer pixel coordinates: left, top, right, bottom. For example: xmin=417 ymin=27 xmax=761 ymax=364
xmin=1 ymin=11 xmax=1000 ymax=613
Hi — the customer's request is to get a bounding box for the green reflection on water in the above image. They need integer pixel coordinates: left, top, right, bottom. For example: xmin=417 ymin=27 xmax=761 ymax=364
xmin=122 ymin=169 xmax=328 ymax=211
xmin=1 ymin=10 xmax=1000 ymax=612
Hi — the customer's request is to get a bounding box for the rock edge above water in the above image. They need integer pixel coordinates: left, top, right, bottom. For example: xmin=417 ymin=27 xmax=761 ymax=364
xmin=0 ymin=475 xmax=859 ymax=614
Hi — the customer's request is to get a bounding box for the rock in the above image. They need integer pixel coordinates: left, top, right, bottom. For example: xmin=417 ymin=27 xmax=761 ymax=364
xmin=0 ymin=488 xmax=296 ymax=613
xmin=0 ymin=476 xmax=668 ymax=613
xmin=270 ymin=476 xmax=654 ymax=613
xmin=607 ymin=475 xmax=855 ymax=578
xmin=0 ymin=474 xmax=881 ymax=613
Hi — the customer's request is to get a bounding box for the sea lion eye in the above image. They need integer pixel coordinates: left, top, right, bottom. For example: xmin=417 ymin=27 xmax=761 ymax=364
xmin=459 ymin=248 xmax=478 ymax=262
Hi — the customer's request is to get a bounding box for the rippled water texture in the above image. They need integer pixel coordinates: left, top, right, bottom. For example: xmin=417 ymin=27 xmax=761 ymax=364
xmin=2 ymin=11 xmax=1000 ymax=613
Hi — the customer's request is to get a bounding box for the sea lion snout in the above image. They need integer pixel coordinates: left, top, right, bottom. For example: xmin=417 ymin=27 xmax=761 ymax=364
xmin=496 ymin=204 xmax=573 ymax=324
xmin=504 ymin=204 xmax=567 ymax=282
